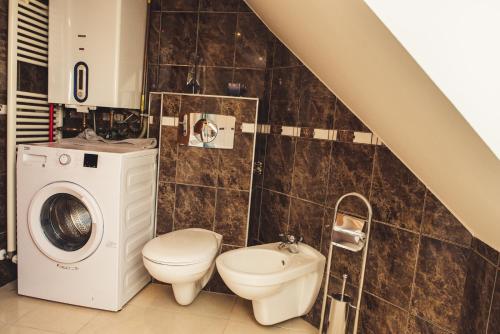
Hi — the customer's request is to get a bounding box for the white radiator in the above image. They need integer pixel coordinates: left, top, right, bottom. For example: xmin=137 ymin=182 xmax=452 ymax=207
xmin=6 ymin=0 xmax=62 ymax=253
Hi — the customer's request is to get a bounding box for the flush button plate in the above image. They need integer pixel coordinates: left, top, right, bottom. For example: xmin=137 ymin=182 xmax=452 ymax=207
xmin=180 ymin=113 xmax=236 ymax=149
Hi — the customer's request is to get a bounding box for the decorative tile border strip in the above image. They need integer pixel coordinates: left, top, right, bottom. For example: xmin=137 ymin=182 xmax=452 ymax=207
xmin=160 ymin=116 xmax=256 ymax=134
xmin=258 ymin=124 xmax=383 ymax=145
xmin=159 ymin=117 xmax=383 ymax=145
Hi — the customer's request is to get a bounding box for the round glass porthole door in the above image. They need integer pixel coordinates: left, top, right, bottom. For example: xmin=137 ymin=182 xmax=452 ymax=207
xmin=28 ymin=182 xmax=104 ymax=264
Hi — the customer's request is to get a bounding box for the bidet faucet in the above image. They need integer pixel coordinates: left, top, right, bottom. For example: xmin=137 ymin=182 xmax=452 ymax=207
xmin=278 ymin=234 xmax=303 ymax=254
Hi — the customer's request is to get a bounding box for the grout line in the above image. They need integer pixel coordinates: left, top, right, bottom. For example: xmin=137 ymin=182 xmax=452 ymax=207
xmin=485 ymin=268 xmax=499 ymax=334
xmin=319 ymin=138 xmax=335 ymax=255
xmin=285 ymin=136 xmax=299 ymax=234
xmin=405 ymin=189 xmax=428 ymax=333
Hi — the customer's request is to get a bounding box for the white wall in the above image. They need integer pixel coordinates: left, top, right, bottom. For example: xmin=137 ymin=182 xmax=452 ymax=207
xmin=364 ymin=0 xmax=500 ymax=159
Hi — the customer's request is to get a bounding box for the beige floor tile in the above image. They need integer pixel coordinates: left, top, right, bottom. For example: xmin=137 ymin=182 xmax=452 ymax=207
xmin=78 ymin=304 xmax=228 ymax=334
xmin=0 ymin=290 xmax=46 ymax=325
xmin=276 ymin=317 xmax=317 ymax=333
xmin=129 ymin=283 xmax=236 ymax=319
xmin=0 ymin=325 xmax=59 ymax=334
xmin=224 ymin=321 xmax=296 ymax=334
xmin=229 ymin=298 xmax=317 ymax=333
xmin=229 ymin=298 xmax=255 ymax=324
xmin=14 ymin=301 xmax=98 ymax=334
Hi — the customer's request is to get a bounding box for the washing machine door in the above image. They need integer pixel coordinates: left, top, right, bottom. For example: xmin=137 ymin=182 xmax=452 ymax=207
xmin=28 ymin=181 xmax=104 ymax=264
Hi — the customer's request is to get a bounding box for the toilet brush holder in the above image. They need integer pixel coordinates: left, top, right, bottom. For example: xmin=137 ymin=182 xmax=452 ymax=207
xmin=327 ymin=294 xmax=353 ymax=334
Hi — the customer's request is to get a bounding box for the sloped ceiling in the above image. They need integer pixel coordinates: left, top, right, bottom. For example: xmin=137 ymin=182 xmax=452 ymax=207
xmin=245 ymin=0 xmax=500 ymax=250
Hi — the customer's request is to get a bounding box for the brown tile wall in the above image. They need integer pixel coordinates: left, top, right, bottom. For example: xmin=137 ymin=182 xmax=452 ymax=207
xmin=147 ymin=0 xmax=500 ymax=332
xmin=151 ymin=92 xmax=257 ymax=294
xmin=250 ymin=33 xmax=500 ymax=334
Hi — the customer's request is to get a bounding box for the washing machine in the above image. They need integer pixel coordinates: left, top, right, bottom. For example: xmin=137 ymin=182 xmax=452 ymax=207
xmin=16 ymin=142 xmax=158 ymax=311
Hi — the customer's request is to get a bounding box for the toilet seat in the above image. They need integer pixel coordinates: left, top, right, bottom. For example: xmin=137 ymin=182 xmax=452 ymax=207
xmin=142 ymin=228 xmax=219 ymax=266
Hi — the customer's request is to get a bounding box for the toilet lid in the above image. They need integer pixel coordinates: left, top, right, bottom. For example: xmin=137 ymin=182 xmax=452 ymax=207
xmin=142 ymin=229 xmax=219 ymax=265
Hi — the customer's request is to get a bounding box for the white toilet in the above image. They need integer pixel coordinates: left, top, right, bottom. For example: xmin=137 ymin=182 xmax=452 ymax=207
xmin=216 ymin=242 xmax=325 ymax=325
xmin=142 ymin=228 xmax=222 ymax=305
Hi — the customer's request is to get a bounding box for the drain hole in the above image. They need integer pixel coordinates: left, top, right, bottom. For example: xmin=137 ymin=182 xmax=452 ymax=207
xmin=281 ymin=260 xmax=285 ymax=266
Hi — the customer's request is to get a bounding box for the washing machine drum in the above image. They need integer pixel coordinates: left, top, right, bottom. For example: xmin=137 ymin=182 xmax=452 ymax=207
xmin=40 ymin=194 xmax=92 ymax=251
xmin=28 ymin=182 xmax=104 ymax=264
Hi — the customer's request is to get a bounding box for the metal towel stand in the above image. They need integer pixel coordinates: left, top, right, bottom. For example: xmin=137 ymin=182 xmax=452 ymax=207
xmin=318 ymin=192 xmax=373 ymax=334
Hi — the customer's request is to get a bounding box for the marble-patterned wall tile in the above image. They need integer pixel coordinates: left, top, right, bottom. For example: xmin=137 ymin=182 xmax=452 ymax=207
xmin=333 ymin=99 xmax=369 ymax=132
xmin=288 ymin=198 xmax=324 ymax=250
xmin=365 ymin=222 xmax=419 ymax=308
xmin=0 ymin=0 xmax=7 ymax=104
xmin=199 ymin=0 xmax=239 ymax=12
xmin=411 ymin=237 xmax=469 ymax=332
xmin=262 ymin=134 xmax=296 ymax=194
xmin=298 ymin=67 xmax=336 ymax=129
xmin=488 ymin=271 xmax=500 ymax=334
xmin=233 ymin=68 xmax=266 ymax=98
xmin=360 ymin=293 xmax=408 ymax=334
xmin=407 ymin=316 xmax=449 ymax=334
xmin=221 ymin=98 xmax=257 ymax=123
xmin=148 ymin=65 xmax=159 ymax=91
xmin=18 ymin=62 xmax=48 ymax=94
xmin=180 ymin=94 xmax=222 ymax=114
xmin=291 ymin=138 xmax=331 ymax=204
xmin=162 ymin=94 xmax=181 ymax=117
xmin=161 ymin=0 xmax=199 ymax=11
xmin=234 ymin=13 xmax=273 ymax=69
xmin=176 ymin=145 xmax=219 ymax=186
xmin=198 ymin=13 xmax=237 ymax=67
xmin=272 ymin=40 xmax=301 ymax=68
xmin=148 ymin=12 xmax=161 ymax=65
xmin=159 ymin=13 xmax=197 ymax=65
xmin=252 ymin=134 xmax=267 ymax=188
xmin=326 ymin=142 xmax=375 ymax=216
xmin=218 ymin=133 xmax=253 ymax=190
xmin=157 ymin=65 xmax=190 ymax=92
xmin=199 ymin=66 xmax=234 ymax=96
xmin=269 ymin=67 xmax=302 ymax=126
xmin=248 ymin=186 xmax=262 ymax=245
xmin=472 ymin=237 xmax=499 ymax=265
xmin=214 ymin=189 xmax=249 ymax=246
xmin=421 ymin=192 xmax=472 ymax=247
xmin=151 ymin=0 xmax=161 ymax=11
xmin=258 ymin=189 xmax=290 ymax=243
xmin=0 ymin=116 xmax=6 ymax=174
xmin=174 ymin=184 xmax=216 ymax=230
xmin=156 ymin=182 xmax=176 ymax=235
xmin=159 ymin=127 xmax=178 ymax=183
xmin=458 ymin=252 xmax=497 ymax=334
xmin=371 ymin=147 xmax=426 ymax=232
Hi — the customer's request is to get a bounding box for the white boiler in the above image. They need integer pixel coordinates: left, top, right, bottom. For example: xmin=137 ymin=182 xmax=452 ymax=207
xmin=48 ymin=0 xmax=147 ymax=109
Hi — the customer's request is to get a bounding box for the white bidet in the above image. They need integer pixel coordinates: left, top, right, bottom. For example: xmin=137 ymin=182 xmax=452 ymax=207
xmin=216 ymin=242 xmax=325 ymax=325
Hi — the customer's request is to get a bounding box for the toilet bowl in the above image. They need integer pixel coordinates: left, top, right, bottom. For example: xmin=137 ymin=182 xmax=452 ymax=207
xmin=216 ymin=242 xmax=325 ymax=325
xmin=142 ymin=228 xmax=222 ymax=305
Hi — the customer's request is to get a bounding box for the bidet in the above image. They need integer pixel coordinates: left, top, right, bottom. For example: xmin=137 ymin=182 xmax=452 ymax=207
xmin=216 ymin=242 xmax=325 ymax=325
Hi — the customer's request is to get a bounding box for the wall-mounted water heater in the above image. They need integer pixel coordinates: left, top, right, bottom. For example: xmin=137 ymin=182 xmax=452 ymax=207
xmin=48 ymin=0 xmax=147 ymax=110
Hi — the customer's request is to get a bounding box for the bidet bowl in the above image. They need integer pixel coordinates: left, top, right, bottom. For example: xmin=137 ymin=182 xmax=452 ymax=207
xmin=216 ymin=242 xmax=326 ymax=325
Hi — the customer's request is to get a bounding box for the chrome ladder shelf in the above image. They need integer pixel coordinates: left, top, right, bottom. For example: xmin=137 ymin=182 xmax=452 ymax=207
xmin=319 ymin=192 xmax=373 ymax=334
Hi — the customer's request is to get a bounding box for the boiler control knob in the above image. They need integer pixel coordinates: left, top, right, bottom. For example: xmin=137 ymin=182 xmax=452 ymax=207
xmin=59 ymin=154 xmax=71 ymax=165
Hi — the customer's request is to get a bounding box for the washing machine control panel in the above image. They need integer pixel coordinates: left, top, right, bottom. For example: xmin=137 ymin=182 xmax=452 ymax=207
xmin=83 ymin=153 xmax=98 ymax=168
xmin=58 ymin=154 xmax=71 ymax=165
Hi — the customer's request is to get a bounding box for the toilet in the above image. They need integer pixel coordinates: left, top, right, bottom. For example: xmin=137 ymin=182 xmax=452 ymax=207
xmin=142 ymin=228 xmax=222 ymax=305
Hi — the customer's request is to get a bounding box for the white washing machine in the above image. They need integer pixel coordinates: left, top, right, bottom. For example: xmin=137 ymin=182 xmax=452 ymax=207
xmin=16 ymin=142 xmax=158 ymax=311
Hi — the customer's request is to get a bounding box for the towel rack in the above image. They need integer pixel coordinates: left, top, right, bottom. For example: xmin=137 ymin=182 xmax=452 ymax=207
xmin=318 ymin=192 xmax=373 ymax=334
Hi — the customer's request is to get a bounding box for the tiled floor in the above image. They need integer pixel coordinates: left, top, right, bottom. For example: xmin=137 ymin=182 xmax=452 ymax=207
xmin=0 ymin=282 xmax=318 ymax=334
